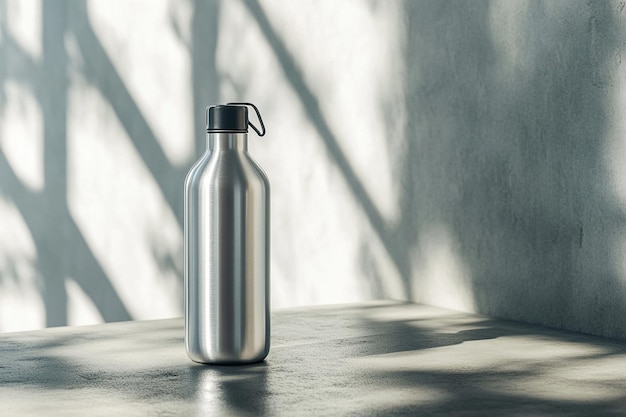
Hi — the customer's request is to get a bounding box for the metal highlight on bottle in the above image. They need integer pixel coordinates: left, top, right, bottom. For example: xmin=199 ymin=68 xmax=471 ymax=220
xmin=184 ymin=103 xmax=270 ymax=364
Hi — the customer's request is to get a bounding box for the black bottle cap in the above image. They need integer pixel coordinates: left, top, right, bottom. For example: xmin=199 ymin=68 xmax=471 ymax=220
xmin=207 ymin=105 xmax=248 ymax=132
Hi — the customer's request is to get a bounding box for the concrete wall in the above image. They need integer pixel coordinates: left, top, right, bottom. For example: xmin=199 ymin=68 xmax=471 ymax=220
xmin=2 ymin=0 xmax=626 ymax=339
xmin=401 ymin=1 xmax=626 ymax=339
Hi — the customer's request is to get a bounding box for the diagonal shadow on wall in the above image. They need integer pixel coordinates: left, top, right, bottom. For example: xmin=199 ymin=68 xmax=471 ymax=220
xmin=0 ymin=1 xmax=131 ymax=326
xmin=241 ymin=0 xmax=626 ymax=340
xmin=0 ymin=0 xmax=222 ymax=328
xmin=241 ymin=0 xmax=415 ymax=300
xmin=68 ymin=2 xmax=186 ymax=227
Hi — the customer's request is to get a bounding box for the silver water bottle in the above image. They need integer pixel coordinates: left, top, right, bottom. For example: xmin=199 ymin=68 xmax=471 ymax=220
xmin=184 ymin=102 xmax=270 ymax=364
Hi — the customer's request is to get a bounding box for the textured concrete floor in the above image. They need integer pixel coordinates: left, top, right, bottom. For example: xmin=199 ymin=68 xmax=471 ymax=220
xmin=2 ymin=300 xmax=626 ymax=416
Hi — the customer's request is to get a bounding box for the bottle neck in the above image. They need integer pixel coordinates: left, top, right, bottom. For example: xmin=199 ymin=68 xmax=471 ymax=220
xmin=207 ymin=132 xmax=248 ymax=151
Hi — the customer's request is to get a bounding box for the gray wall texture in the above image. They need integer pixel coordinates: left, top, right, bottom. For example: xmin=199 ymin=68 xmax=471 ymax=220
xmin=2 ymin=0 xmax=626 ymax=339
xmin=401 ymin=1 xmax=626 ymax=338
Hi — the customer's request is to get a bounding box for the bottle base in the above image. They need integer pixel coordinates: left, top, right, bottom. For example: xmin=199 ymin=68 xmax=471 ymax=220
xmin=186 ymin=348 xmax=269 ymax=365
xmin=189 ymin=357 xmax=268 ymax=366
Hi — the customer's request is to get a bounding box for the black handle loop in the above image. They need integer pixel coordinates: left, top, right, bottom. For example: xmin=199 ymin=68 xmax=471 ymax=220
xmin=228 ymin=102 xmax=266 ymax=137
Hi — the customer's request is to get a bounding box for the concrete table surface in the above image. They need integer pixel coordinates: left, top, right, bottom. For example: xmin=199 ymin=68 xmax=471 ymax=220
xmin=2 ymin=301 xmax=626 ymax=416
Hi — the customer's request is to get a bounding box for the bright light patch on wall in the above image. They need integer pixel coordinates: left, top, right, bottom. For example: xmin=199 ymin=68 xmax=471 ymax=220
xmin=488 ymin=1 xmax=533 ymax=83
xmin=65 ymin=278 xmax=104 ymax=326
xmin=412 ymin=224 xmax=475 ymax=312
xmin=67 ymin=75 xmax=182 ymax=320
xmin=5 ymin=0 xmax=42 ymax=61
xmin=0 ymin=197 xmax=45 ymax=332
xmin=217 ymin=0 xmax=377 ymax=306
xmin=0 ymin=81 xmax=44 ymax=191
xmin=86 ymin=0 xmax=193 ymax=166
xmin=259 ymin=0 xmax=407 ymax=224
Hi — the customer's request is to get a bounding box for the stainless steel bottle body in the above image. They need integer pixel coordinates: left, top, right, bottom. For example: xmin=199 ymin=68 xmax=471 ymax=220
xmin=184 ymin=132 xmax=270 ymax=364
